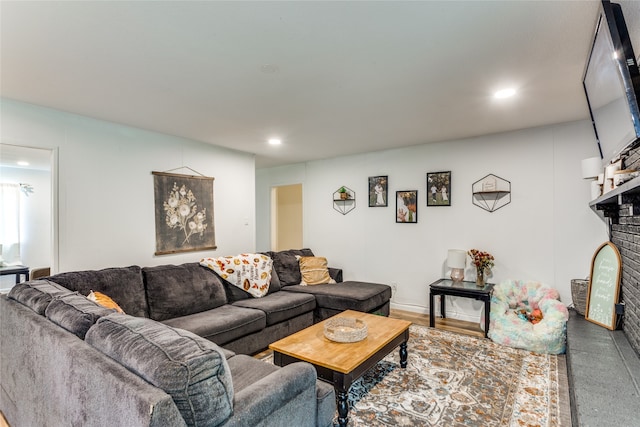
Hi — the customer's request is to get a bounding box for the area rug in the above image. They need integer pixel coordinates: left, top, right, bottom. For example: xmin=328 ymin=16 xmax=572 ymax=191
xmin=264 ymin=325 xmax=569 ymax=426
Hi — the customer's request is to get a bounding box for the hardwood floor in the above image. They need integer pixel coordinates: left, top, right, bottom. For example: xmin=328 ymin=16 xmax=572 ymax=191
xmin=389 ymin=308 xmax=485 ymax=338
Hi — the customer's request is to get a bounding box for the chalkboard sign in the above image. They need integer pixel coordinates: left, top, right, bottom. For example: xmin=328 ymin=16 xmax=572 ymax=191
xmin=586 ymin=242 xmax=621 ymax=330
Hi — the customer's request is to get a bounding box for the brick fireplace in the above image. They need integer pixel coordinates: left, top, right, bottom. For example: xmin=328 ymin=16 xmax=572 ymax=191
xmin=602 ymin=145 xmax=640 ymax=355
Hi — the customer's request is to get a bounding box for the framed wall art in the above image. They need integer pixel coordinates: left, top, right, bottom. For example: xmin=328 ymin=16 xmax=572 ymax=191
xmin=427 ymin=171 xmax=451 ymax=206
xmin=396 ymin=190 xmax=418 ymax=223
xmin=152 ymin=171 xmax=216 ymax=255
xmin=368 ymin=175 xmax=388 ymax=207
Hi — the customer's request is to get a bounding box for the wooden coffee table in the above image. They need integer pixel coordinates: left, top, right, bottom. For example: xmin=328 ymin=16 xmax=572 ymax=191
xmin=269 ymin=310 xmax=411 ymax=427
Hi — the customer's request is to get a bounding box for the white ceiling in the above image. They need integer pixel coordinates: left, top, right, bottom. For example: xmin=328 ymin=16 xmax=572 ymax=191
xmin=2 ymin=1 xmax=634 ymax=169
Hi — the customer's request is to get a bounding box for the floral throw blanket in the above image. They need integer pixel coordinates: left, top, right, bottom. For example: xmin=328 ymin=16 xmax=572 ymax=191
xmin=200 ymin=254 xmax=272 ymax=298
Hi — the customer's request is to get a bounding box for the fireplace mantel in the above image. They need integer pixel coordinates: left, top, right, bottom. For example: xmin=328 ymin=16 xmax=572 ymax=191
xmin=590 ymin=175 xmax=640 ymax=221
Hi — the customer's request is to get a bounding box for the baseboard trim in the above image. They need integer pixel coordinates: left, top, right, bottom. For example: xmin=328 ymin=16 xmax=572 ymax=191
xmin=390 ymin=301 xmax=482 ymax=324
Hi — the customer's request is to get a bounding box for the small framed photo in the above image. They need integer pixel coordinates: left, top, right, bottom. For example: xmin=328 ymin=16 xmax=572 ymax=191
xmin=369 ymin=175 xmax=388 ymax=207
xmin=396 ymin=190 xmax=418 ymax=223
xmin=427 ymin=171 xmax=451 ymax=206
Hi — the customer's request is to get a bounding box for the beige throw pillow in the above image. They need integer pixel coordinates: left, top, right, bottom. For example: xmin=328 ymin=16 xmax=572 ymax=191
xmin=298 ymin=256 xmax=336 ymax=285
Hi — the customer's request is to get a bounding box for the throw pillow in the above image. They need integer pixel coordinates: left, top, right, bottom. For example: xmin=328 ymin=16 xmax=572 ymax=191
xmin=87 ymin=290 xmax=125 ymax=313
xmin=297 ymin=256 xmax=336 ymax=285
xmin=86 ymin=314 xmax=233 ymax=427
xmin=271 ymin=248 xmax=315 ymax=286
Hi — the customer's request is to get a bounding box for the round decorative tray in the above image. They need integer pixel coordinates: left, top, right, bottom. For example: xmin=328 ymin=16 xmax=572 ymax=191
xmin=324 ymin=317 xmax=368 ymax=343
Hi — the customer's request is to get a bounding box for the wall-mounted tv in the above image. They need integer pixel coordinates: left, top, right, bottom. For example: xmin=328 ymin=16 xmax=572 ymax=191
xmin=583 ymin=0 xmax=640 ymax=166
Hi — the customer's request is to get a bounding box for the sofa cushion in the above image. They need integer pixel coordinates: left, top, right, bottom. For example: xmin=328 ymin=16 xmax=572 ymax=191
xmin=270 ymin=248 xmax=314 ymax=286
xmin=8 ymin=280 xmax=73 ymax=315
xmin=161 ymin=304 xmax=266 ymax=346
xmin=45 ymin=293 xmax=116 ymax=339
xmin=143 ymin=263 xmax=228 ymax=321
xmin=283 ymin=281 xmax=392 ymax=313
xmin=316 ymin=380 xmax=337 ymax=427
xmin=232 ymin=291 xmax=316 ymax=326
xmin=86 ymin=313 xmax=233 ymax=427
xmin=226 ymin=354 xmax=279 ymax=393
xmin=47 ymin=266 xmax=148 ymax=317
xmin=267 ymin=266 xmax=282 ymax=294
xmin=225 ymin=354 xmax=323 ymax=427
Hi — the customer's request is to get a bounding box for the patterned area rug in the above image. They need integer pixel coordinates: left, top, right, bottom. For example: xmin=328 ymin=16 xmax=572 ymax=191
xmin=265 ymin=324 xmax=568 ymax=426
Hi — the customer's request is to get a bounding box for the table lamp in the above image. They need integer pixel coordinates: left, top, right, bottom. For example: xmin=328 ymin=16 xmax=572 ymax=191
xmin=447 ymin=249 xmax=466 ymax=282
xmin=581 ymin=157 xmax=602 ymax=199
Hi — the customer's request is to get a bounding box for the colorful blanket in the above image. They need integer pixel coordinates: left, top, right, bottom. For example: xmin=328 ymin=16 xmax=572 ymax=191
xmin=200 ymin=254 xmax=272 ymax=298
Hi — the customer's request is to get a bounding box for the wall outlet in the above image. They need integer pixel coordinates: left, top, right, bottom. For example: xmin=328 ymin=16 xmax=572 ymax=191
xmin=390 ymin=283 xmax=398 ymax=296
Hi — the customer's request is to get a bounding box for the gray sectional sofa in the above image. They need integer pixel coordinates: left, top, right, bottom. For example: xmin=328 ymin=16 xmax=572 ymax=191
xmin=0 ymin=249 xmax=391 ymax=427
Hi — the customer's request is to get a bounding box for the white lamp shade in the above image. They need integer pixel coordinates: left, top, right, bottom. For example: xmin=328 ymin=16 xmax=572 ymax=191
xmin=447 ymin=249 xmax=466 ymax=269
xmin=581 ymin=157 xmax=602 ymax=179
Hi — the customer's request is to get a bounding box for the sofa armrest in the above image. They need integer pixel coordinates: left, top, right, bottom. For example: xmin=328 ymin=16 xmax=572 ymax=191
xmin=328 ymin=267 xmax=343 ymax=283
xmin=222 ymin=362 xmax=318 ymax=427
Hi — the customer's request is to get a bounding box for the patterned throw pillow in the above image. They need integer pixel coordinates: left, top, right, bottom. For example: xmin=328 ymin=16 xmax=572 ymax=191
xmin=88 ymin=290 xmax=125 ymax=313
xmin=297 ymin=256 xmax=336 ymax=285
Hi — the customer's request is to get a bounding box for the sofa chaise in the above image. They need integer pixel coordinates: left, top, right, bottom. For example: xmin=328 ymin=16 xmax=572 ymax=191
xmin=0 ymin=249 xmax=391 ymax=427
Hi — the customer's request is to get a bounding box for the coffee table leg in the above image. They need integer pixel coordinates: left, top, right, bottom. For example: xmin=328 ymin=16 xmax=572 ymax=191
xmin=399 ymin=341 xmax=408 ymax=368
xmin=337 ymin=390 xmax=349 ymax=427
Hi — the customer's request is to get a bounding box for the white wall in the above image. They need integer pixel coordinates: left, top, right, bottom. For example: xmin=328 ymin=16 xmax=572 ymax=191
xmin=1 ymin=99 xmax=256 ymax=274
xmin=256 ymin=119 xmax=608 ymax=321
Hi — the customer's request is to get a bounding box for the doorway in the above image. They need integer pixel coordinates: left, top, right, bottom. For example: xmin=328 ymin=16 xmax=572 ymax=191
xmin=0 ymin=144 xmax=56 ymax=290
xmin=271 ymin=184 xmax=303 ymax=251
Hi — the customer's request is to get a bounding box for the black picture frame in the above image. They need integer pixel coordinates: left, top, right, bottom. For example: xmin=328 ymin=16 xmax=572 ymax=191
xmin=427 ymin=171 xmax=451 ymax=206
xmin=152 ymin=171 xmax=217 ymax=255
xmin=368 ymin=175 xmax=388 ymax=207
xmin=396 ymin=190 xmax=418 ymax=223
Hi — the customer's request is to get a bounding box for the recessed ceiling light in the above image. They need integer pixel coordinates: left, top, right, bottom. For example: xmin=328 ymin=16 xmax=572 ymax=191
xmin=494 ymin=88 xmax=517 ymax=99
xmin=268 ymin=138 xmax=282 ymax=145
xmin=261 ymin=64 xmax=279 ymax=74
xmin=17 ymin=161 xmax=29 ymax=166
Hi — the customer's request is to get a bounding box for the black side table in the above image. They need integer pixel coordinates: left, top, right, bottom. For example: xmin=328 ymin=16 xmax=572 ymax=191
xmin=0 ymin=265 xmax=30 ymax=284
xmin=429 ymin=278 xmax=494 ymax=338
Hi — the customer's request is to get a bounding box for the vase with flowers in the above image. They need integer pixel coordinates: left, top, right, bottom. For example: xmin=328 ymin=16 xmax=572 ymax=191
xmin=468 ymin=249 xmax=494 ymax=287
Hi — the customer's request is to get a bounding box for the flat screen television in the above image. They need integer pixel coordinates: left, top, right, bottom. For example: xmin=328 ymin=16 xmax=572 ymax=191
xmin=583 ymin=0 xmax=640 ymax=165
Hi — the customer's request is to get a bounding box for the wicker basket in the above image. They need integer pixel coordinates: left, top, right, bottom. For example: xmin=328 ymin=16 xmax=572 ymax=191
xmin=324 ymin=317 xmax=368 ymax=343
xmin=571 ymin=279 xmax=589 ymax=316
